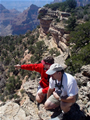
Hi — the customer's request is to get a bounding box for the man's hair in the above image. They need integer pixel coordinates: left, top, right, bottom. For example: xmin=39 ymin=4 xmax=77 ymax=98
xmin=57 ymin=70 xmax=64 ymax=74
xmin=43 ymin=56 xmax=54 ymax=64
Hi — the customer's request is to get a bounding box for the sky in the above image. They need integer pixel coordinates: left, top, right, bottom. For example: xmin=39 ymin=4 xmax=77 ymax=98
xmin=0 ymin=0 xmax=54 ymax=12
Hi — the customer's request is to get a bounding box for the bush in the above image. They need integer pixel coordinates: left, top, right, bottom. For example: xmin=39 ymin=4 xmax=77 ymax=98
xmin=30 ymin=72 xmax=37 ymax=80
xmin=28 ymin=45 xmax=35 ymax=54
xmin=56 ymin=18 xmax=60 ymax=22
xmin=47 ymin=33 xmax=51 ymax=38
xmin=27 ymin=35 xmax=35 ymax=45
xmin=20 ymin=69 xmax=31 ymax=78
xmin=0 ymin=94 xmax=4 ymax=101
xmin=14 ymin=94 xmax=20 ymax=99
xmin=83 ymin=14 xmax=89 ymax=21
xmin=38 ymin=13 xmax=45 ymax=19
xmin=49 ymin=48 xmax=60 ymax=56
xmin=4 ymin=56 xmax=11 ymax=65
xmin=20 ymin=89 xmax=25 ymax=95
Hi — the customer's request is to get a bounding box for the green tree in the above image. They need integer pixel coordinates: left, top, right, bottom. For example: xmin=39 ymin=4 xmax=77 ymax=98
xmin=66 ymin=0 xmax=77 ymax=10
xmin=65 ymin=21 xmax=90 ymax=74
xmin=65 ymin=15 xmax=77 ymax=31
xmin=70 ymin=21 xmax=90 ymax=51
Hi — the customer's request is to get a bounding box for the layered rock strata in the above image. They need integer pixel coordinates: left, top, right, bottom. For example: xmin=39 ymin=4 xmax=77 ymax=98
xmin=38 ymin=7 xmax=70 ymax=54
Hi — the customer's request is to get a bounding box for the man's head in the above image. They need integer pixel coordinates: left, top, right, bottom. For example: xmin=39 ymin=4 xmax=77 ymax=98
xmin=46 ymin=63 xmax=64 ymax=80
xmin=41 ymin=56 xmax=54 ymax=69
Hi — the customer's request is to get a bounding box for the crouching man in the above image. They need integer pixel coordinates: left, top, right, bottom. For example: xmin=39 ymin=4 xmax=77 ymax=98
xmin=44 ymin=63 xmax=78 ymax=119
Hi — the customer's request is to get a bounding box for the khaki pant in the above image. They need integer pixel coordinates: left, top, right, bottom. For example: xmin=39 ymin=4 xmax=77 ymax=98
xmin=48 ymin=94 xmax=78 ymax=105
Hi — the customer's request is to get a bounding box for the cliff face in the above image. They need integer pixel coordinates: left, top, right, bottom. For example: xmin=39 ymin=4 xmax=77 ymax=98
xmin=38 ymin=7 xmax=70 ymax=54
xmin=11 ymin=4 xmax=40 ymax=35
xmin=0 ymin=4 xmax=40 ymax=36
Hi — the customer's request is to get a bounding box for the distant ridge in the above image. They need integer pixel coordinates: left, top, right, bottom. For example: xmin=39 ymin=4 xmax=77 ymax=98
xmin=51 ymin=0 xmax=90 ymax=6
xmin=0 ymin=4 xmax=10 ymax=13
xmin=0 ymin=4 xmax=40 ymax=36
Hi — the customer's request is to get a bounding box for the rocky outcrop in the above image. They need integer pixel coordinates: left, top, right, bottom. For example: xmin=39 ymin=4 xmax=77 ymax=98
xmin=75 ymin=65 xmax=90 ymax=117
xmin=39 ymin=18 xmax=53 ymax=35
xmin=38 ymin=7 xmax=70 ymax=54
xmin=54 ymin=53 xmax=69 ymax=69
xmin=38 ymin=7 xmax=53 ymax=35
xmin=0 ymin=102 xmax=27 ymax=120
xmin=0 ymin=62 xmax=90 ymax=120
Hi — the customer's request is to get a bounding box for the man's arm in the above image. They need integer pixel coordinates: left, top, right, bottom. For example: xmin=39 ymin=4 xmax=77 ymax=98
xmin=14 ymin=63 xmax=43 ymax=73
xmin=61 ymin=95 xmax=76 ymax=103
xmin=47 ymin=88 xmax=54 ymax=99
xmin=53 ymin=92 xmax=76 ymax=103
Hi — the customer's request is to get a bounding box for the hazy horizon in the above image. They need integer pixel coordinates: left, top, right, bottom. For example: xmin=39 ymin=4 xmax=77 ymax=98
xmin=0 ymin=0 xmax=54 ymax=12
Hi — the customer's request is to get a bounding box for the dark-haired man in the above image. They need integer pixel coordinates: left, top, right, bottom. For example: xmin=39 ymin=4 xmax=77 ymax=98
xmin=44 ymin=63 xmax=78 ymax=119
xmin=14 ymin=56 xmax=54 ymax=104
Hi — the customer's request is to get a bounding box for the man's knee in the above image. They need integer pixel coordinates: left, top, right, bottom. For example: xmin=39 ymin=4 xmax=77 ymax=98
xmin=44 ymin=100 xmax=55 ymax=109
xmin=36 ymin=97 xmax=42 ymax=103
xmin=44 ymin=100 xmax=59 ymax=110
xmin=60 ymin=101 xmax=73 ymax=112
xmin=44 ymin=100 xmax=51 ymax=109
xmin=36 ymin=94 xmax=44 ymax=103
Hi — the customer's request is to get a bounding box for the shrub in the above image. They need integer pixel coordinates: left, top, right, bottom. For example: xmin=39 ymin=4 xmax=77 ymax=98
xmin=30 ymin=72 xmax=36 ymax=80
xmin=28 ymin=45 xmax=35 ymax=54
xmin=49 ymin=48 xmax=60 ymax=56
xmin=38 ymin=13 xmax=45 ymax=19
xmin=83 ymin=14 xmax=89 ymax=21
xmin=9 ymin=94 xmax=14 ymax=100
xmin=0 ymin=94 xmax=4 ymax=101
xmin=14 ymin=94 xmax=20 ymax=99
xmin=56 ymin=18 xmax=60 ymax=22
xmin=4 ymin=56 xmax=11 ymax=65
xmin=20 ymin=89 xmax=25 ymax=95
xmin=27 ymin=35 xmax=35 ymax=45
xmin=47 ymin=33 xmax=51 ymax=38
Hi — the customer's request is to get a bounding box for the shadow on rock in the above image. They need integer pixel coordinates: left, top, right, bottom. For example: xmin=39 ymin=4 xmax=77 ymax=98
xmin=62 ymin=103 xmax=87 ymax=120
xmin=50 ymin=103 xmax=89 ymax=120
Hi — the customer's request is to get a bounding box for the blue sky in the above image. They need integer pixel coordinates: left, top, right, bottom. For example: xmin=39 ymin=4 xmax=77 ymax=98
xmin=0 ymin=0 xmax=54 ymax=11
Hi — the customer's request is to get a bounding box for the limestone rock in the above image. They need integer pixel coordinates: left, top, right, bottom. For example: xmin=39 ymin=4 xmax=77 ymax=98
xmin=38 ymin=8 xmax=70 ymax=54
xmin=38 ymin=7 xmax=48 ymax=14
xmin=0 ymin=102 xmax=26 ymax=120
xmin=81 ymin=65 xmax=90 ymax=77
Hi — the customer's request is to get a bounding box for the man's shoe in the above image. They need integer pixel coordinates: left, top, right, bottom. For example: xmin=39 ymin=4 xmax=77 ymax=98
xmin=58 ymin=112 xmax=64 ymax=120
xmin=47 ymin=106 xmax=61 ymax=112
xmin=51 ymin=109 xmax=62 ymax=118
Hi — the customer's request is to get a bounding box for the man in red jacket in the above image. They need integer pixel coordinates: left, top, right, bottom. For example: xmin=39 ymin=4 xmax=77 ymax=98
xmin=14 ymin=56 xmax=54 ymax=103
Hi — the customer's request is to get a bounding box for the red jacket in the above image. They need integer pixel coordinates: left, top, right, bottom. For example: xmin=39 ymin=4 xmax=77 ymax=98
xmin=21 ymin=63 xmax=49 ymax=94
